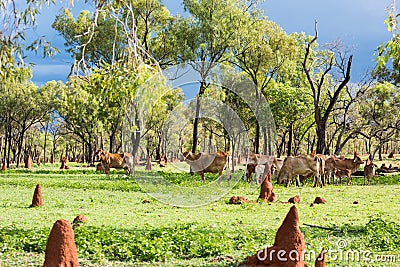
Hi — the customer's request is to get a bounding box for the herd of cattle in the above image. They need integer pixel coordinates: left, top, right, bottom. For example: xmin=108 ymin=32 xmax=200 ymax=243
xmin=94 ymin=149 xmax=377 ymax=187
xmin=243 ymin=152 xmax=376 ymax=187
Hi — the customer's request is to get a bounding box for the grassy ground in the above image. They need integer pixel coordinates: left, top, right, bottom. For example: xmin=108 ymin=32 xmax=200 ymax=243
xmin=0 ymin=162 xmax=399 ymax=266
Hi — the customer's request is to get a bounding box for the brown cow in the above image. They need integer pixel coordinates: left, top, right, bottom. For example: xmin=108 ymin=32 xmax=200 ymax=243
xmin=364 ymin=156 xmax=376 ymax=185
xmin=96 ymin=149 xmax=134 ymax=176
xmin=244 ymin=154 xmax=282 ymax=182
xmin=325 ymin=152 xmax=363 ymax=185
xmin=182 ymin=151 xmax=230 ymax=182
xmin=277 ymin=154 xmax=324 ymax=187
xmin=333 ymin=168 xmax=348 ymax=185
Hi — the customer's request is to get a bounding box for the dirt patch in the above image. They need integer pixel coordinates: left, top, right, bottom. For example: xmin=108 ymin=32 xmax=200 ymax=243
xmin=313 ymin=197 xmax=327 ymax=204
xmin=30 ymin=184 xmax=43 ymax=208
xmin=288 ymin=195 xmax=300 ymax=204
xmin=245 ymin=206 xmax=306 ymax=267
xmin=315 ymin=248 xmax=326 ymax=267
xmin=43 ymin=219 xmax=79 ymax=267
xmin=210 ymin=256 xmax=235 ymax=263
xmin=228 ymin=196 xmax=251 ymax=204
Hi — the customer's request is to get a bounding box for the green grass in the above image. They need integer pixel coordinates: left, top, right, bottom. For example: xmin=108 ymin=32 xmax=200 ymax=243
xmin=0 ymin=163 xmax=400 ymax=266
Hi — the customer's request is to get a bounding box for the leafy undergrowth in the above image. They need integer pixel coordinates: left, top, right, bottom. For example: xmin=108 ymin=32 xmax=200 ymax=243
xmin=1 ymin=166 xmax=400 ymax=266
xmin=0 ymin=218 xmax=399 ymax=266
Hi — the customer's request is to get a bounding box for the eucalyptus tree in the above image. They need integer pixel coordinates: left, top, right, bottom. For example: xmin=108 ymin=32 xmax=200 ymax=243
xmin=0 ymin=0 xmax=61 ymax=167
xmin=302 ymin=23 xmax=353 ymax=154
xmin=53 ymin=78 xmax=102 ymax=163
xmin=53 ymin=0 xmax=178 ymax=162
xmin=174 ymin=0 xmax=257 ymax=153
xmin=357 ymin=82 xmax=400 ymax=160
xmin=231 ymin=16 xmax=300 ymax=154
xmin=375 ymin=1 xmax=400 ymax=85
xmin=267 ymin=82 xmax=313 ymax=156
xmin=52 ymin=0 xmax=176 ymax=70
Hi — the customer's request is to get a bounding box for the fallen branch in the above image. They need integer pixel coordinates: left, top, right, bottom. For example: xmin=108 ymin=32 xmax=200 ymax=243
xmin=303 ymin=223 xmax=334 ymax=231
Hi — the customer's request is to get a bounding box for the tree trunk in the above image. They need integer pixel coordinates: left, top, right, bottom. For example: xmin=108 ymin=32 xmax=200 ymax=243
xmin=109 ymin=132 xmax=115 ymax=153
xmin=315 ymin=121 xmax=327 ymax=154
xmin=0 ymin=136 xmax=3 ymax=163
xmin=7 ymin=125 xmax=11 ymax=168
xmin=192 ymin=81 xmax=207 ymax=153
xmin=3 ymin=126 xmax=8 ymax=170
xmin=287 ymin=123 xmax=293 ymax=156
xmin=254 ymin=123 xmax=260 ymax=154
xmin=231 ymin=139 xmax=236 ymax=173
xmin=43 ymin=123 xmax=49 ymax=165
xmin=86 ymin=142 xmax=94 ymax=164
xmin=208 ymin=130 xmax=213 ymax=153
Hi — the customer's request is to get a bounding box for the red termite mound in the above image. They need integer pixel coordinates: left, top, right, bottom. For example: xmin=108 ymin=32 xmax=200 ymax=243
xmin=288 ymin=195 xmax=300 ymax=204
xmin=258 ymin=167 xmax=276 ymax=202
xmin=1 ymin=160 xmax=6 ymax=171
xmin=72 ymin=215 xmax=87 ymax=226
xmin=145 ymin=156 xmax=152 ymax=171
xmin=30 ymin=184 xmax=43 ymax=207
xmin=25 ymin=154 xmax=32 ymax=169
xmin=60 ymin=157 xmax=70 ymax=170
xmin=315 ymin=248 xmax=326 ymax=267
xmin=313 ymin=197 xmax=327 ymax=204
xmin=229 ymin=196 xmax=251 ymax=204
xmin=245 ymin=205 xmax=306 ymax=267
xmin=43 ymin=219 xmax=79 ymax=267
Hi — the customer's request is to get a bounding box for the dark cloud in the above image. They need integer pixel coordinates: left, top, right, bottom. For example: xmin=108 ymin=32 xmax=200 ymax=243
xmin=27 ymin=0 xmax=394 ymax=84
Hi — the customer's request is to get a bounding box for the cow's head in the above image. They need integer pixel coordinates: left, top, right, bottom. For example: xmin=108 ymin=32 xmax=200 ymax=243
xmin=182 ymin=151 xmax=192 ymax=160
xmin=353 ymin=152 xmax=363 ymax=165
xmin=182 ymin=151 xmax=202 ymax=161
xmin=277 ymin=170 xmax=289 ymax=185
xmin=98 ymin=151 xmax=111 ymax=175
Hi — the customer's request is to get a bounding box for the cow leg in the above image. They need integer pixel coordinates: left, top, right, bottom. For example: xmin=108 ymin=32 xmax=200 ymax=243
xmin=124 ymin=167 xmax=133 ymax=176
xmin=347 ymin=174 xmax=351 ymax=185
xmin=316 ymin=174 xmax=322 ymax=188
xmin=364 ymin=175 xmax=366 ymax=185
xmin=326 ymin=171 xmax=331 ymax=184
xmin=217 ymin=169 xmax=224 ymax=183
xmin=201 ymin=173 xmax=206 ymax=183
xmin=373 ymin=174 xmax=376 ymax=185
xmin=295 ymin=175 xmax=301 ymax=187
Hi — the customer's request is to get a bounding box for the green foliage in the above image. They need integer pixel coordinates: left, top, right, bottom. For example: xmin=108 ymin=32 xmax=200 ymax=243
xmin=0 ymin=167 xmax=399 ymax=266
xmin=375 ymin=3 xmax=400 ymax=85
xmin=365 ymin=217 xmax=400 ymax=251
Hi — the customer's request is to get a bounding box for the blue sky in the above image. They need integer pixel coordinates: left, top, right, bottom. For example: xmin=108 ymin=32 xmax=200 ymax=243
xmin=26 ymin=0 xmax=394 ymax=85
